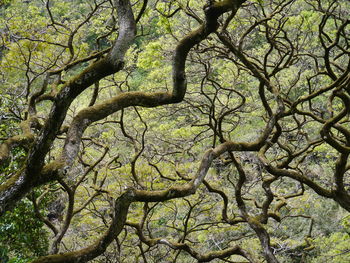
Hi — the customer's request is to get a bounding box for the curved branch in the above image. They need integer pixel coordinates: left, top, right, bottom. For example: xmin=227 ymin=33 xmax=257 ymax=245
xmin=32 ymin=137 xmax=255 ymax=263
xmin=0 ymin=0 xmax=136 ymax=215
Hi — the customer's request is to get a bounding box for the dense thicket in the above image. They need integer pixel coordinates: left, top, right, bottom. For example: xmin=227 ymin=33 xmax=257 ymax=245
xmin=1 ymin=0 xmax=350 ymax=262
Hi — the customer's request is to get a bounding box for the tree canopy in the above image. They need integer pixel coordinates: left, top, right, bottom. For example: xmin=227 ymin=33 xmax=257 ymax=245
xmin=1 ymin=0 xmax=350 ymax=262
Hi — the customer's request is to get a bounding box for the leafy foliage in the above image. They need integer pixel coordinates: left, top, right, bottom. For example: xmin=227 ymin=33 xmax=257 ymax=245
xmin=0 ymin=199 xmax=49 ymax=262
xmin=1 ymin=0 xmax=350 ymax=262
